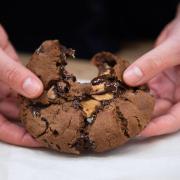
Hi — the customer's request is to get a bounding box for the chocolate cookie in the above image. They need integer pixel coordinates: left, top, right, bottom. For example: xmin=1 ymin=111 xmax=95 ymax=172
xmin=20 ymin=40 xmax=155 ymax=154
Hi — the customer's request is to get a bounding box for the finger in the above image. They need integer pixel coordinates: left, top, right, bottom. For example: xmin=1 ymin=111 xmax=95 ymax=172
xmin=0 ymin=114 xmax=42 ymax=147
xmin=0 ymin=81 xmax=11 ymax=100
xmin=174 ymin=66 xmax=180 ymax=101
xmin=0 ymin=25 xmax=19 ymax=62
xmin=5 ymin=95 xmax=19 ymax=104
xmin=148 ymin=72 xmax=175 ymax=101
xmin=0 ymin=100 xmax=19 ymax=119
xmin=0 ymin=82 xmax=18 ymax=103
xmin=140 ymin=102 xmax=180 ymax=137
xmin=0 ymin=48 xmax=43 ymax=98
xmin=152 ymin=98 xmax=172 ymax=118
xmin=123 ymin=39 xmax=180 ymax=86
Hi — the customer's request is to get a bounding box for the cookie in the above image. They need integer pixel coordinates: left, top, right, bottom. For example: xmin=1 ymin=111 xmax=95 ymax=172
xmin=20 ymin=40 xmax=155 ymax=154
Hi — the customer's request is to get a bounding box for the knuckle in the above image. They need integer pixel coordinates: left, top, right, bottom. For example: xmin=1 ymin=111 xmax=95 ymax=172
xmin=147 ymin=55 xmax=162 ymax=70
xmin=6 ymin=66 xmax=19 ymax=83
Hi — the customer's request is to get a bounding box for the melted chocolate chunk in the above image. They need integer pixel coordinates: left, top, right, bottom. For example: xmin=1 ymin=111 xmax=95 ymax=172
xmin=91 ymin=75 xmax=106 ymax=85
xmin=105 ymin=80 xmax=126 ymax=94
xmin=91 ymin=74 xmax=114 ymax=85
xmin=30 ymin=103 xmax=50 ymax=118
xmin=91 ymin=73 xmax=127 ymax=96
xmin=72 ymin=131 xmax=96 ymax=151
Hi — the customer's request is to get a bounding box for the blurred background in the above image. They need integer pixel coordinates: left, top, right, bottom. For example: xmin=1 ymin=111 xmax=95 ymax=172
xmin=1 ymin=0 xmax=179 ymax=59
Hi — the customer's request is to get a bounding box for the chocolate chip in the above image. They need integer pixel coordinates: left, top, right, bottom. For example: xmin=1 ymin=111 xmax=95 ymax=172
xmin=56 ymin=62 xmax=61 ymax=67
xmin=72 ymin=99 xmax=81 ymax=109
xmin=57 ymin=81 xmax=69 ymax=93
xmin=72 ymin=133 xmax=96 ymax=151
xmin=53 ymin=130 xmax=59 ymax=137
xmin=56 ymin=144 xmax=61 ymax=150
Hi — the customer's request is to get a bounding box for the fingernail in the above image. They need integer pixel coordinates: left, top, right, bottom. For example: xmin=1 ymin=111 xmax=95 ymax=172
xmin=124 ymin=66 xmax=143 ymax=84
xmin=22 ymin=77 xmax=42 ymax=97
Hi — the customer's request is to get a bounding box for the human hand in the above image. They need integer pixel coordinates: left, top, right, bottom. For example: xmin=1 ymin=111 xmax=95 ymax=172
xmin=123 ymin=6 xmax=180 ymax=137
xmin=0 ymin=25 xmax=43 ymax=147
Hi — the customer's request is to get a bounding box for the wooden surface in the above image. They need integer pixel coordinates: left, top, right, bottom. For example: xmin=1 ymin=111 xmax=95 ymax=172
xmin=19 ymin=41 xmax=153 ymax=81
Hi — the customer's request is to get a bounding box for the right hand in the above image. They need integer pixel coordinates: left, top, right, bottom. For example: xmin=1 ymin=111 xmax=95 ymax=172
xmin=123 ymin=6 xmax=180 ymax=138
xmin=0 ymin=25 xmax=43 ymax=147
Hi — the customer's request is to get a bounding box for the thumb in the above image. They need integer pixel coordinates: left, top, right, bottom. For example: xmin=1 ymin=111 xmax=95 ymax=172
xmin=123 ymin=39 xmax=180 ymax=86
xmin=0 ymin=48 xmax=43 ymax=98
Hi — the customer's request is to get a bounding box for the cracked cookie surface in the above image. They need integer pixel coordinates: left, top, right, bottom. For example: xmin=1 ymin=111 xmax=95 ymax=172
xmin=20 ymin=40 xmax=155 ymax=154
